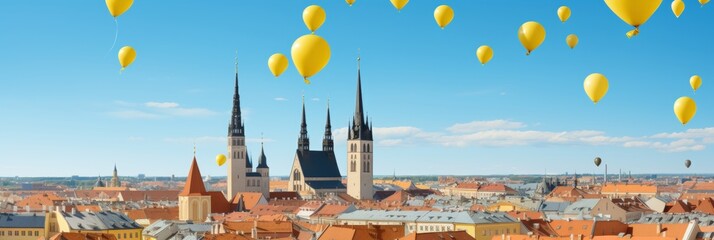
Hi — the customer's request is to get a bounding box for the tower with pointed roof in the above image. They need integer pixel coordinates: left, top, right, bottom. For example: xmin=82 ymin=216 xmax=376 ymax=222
xmin=179 ymin=151 xmax=211 ymax=222
xmin=323 ymin=100 xmax=334 ymax=152
xmin=227 ymin=62 xmax=248 ymax=200
xmin=110 ymin=164 xmax=119 ymax=187
xmin=256 ymin=142 xmax=270 ymax=197
xmin=347 ymin=57 xmax=374 ymax=200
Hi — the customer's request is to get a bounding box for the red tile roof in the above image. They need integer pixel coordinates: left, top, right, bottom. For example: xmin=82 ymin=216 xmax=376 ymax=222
xmin=231 ymin=192 xmax=265 ymax=211
xmin=203 ymin=233 xmax=254 ymax=240
xmin=179 ymin=157 xmax=207 ymax=196
xmin=50 ymin=232 xmax=117 ymax=240
xmin=125 ymin=207 xmax=179 ymax=223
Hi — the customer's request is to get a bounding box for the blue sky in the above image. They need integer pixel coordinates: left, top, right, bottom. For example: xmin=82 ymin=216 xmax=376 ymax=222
xmin=0 ymin=1 xmax=712 ymax=177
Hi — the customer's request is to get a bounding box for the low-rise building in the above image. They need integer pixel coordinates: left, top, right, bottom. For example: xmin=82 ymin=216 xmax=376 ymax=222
xmin=0 ymin=212 xmax=47 ymax=240
xmin=49 ymin=209 xmax=143 ymax=240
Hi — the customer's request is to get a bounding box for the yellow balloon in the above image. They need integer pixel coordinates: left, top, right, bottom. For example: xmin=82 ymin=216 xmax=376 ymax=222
xmin=672 ymin=0 xmax=685 ymax=18
xmin=390 ymin=0 xmax=409 ymax=11
xmin=558 ymin=6 xmax=571 ymax=23
xmin=476 ymin=45 xmax=493 ymax=65
xmin=105 ymin=0 xmax=134 ymax=18
xmin=434 ymin=5 xmax=454 ymax=29
xmin=674 ymin=96 xmax=697 ymax=125
xmin=584 ymin=73 xmax=609 ymax=104
xmin=291 ymin=34 xmax=331 ymax=84
xmin=700 ymin=0 xmax=710 ymax=6
xmin=566 ymin=34 xmax=579 ymax=49
xmin=216 ymin=154 xmax=227 ymax=167
xmin=118 ymin=46 xmax=136 ymax=72
xmin=690 ymin=75 xmax=702 ymax=92
xmin=518 ymin=21 xmax=546 ymax=56
xmin=346 ymin=0 xmax=356 ymax=6
xmin=268 ymin=53 xmax=289 ymax=77
xmin=604 ymin=0 xmax=662 ymax=38
xmin=303 ymin=5 xmax=326 ymax=33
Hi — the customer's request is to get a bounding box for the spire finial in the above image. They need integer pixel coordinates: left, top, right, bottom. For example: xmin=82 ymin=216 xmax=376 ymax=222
xmin=261 ymin=132 xmax=264 ymax=147
xmin=193 ymin=142 xmax=197 ymax=157
xmin=234 ymin=50 xmax=238 ymax=74
xmin=357 ymin=48 xmax=361 ymax=69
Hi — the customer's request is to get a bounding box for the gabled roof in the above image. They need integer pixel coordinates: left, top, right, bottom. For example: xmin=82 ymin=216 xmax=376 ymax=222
xmin=125 ymin=207 xmax=179 ymax=223
xmin=305 ymin=180 xmax=346 ymax=190
xmin=231 ymin=192 xmax=266 ymax=211
xmin=223 ymin=221 xmax=294 ymax=234
xmin=601 ymin=184 xmax=658 ymax=194
xmin=61 ymin=210 xmax=142 ymax=230
xmin=295 ymin=150 xmax=342 ymax=178
xmin=50 ymin=232 xmax=118 ymax=240
xmin=179 ymin=157 xmax=207 ymax=196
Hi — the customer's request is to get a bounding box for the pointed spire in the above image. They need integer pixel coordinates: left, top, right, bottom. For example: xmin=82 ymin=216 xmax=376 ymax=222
xmin=257 ymin=140 xmax=268 ymax=169
xmin=323 ymin=99 xmax=334 ymax=152
xmin=235 ymin=194 xmax=246 ymax=212
xmin=228 ymin=56 xmax=245 ymax=137
xmin=298 ymin=96 xmax=310 ymax=152
xmin=350 ymin=55 xmax=373 ymax=141
xmin=179 ymin=155 xmax=207 ymax=196
xmin=245 ymin=149 xmax=253 ymax=169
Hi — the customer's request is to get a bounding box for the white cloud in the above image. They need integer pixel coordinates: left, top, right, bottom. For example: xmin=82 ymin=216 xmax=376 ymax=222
xmin=109 ymin=101 xmax=217 ymax=119
xmin=145 ymin=102 xmax=179 ymax=108
xmin=343 ymin=119 xmax=713 ymax=152
xmin=447 ymin=120 xmax=526 ymax=133
xmin=274 ymin=97 xmax=288 ymax=101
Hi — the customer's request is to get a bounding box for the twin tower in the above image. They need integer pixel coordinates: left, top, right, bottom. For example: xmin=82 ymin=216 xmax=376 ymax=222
xmin=227 ymin=58 xmax=374 ymax=200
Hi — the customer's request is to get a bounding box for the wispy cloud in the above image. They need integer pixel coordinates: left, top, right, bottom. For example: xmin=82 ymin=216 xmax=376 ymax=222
xmin=145 ymin=102 xmax=179 ymax=108
xmin=109 ymin=101 xmax=217 ymax=119
xmin=312 ymin=98 xmax=320 ymax=102
xmin=447 ymin=120 xmax=526 ymax=133
xmin=332 ymin=119 xmax=714 ymax=152
xmin=274 ymin=97 xmax=288 ymax=101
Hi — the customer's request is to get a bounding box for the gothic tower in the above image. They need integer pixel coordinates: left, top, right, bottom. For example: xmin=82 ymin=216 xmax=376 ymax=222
xmin=347 ymin=57 xmax=374 ymax=200
xmin=256 ymin=142 xmax=270 ymax=197
xmin=227 ymin=64 xmax=247 ymax=199
xmin=110 ymin=164 xmax=119 ymax=187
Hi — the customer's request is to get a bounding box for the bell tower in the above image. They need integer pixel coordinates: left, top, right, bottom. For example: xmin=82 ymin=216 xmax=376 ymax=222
xmin=227 ymin=60 xmax=247 ymax=199
xmin=347 ymin=57 xmax=374 ymax=200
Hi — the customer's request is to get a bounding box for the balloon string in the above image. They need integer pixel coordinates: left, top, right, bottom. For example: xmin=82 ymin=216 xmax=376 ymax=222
xmin=108 ymin=18 xmax=119 ymax=55
xmin=304 ymin=78 xmax=311 ymax=84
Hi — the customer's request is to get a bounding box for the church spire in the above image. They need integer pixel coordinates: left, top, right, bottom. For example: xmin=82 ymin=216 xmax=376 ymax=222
xmin=257 ymin=141 xmax=268 ymax=169
xmin=298 ymin=96 xmax=310 ymax=152
xmin=323 ymin=99 xmax=334 ymax=152
xmin=228 ymin=56 xmax=245 ymax=137
xmin=349 ymin=56 xmax=373 ymax=140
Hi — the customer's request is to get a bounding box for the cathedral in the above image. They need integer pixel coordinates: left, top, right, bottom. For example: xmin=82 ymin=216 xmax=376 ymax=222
xmin=288 ymin=58 xmax=375 ymax=200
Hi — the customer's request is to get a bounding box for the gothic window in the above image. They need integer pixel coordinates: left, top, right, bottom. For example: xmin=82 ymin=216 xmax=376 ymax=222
xmin=293 ymin=170 xmax=301 ymax=181
xmin=233 ymin=151 xmax=237 ymax=159
xmin=350 ymin=161 xmax=356 ymax=172
xmin=257 ymin=179 xmax=260 ymax=186
xmin=367 ymin=161 xmax=371 ymax=173
xmin=363 ymin=144 xmax=366 ymax=152
xmin=367 ymin=144 xmax=370 ymax=152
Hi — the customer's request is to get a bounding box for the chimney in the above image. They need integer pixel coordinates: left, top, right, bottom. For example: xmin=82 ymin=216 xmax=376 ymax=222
xmin=605 ymin=164 xmax=608 ymax=185
xmin=570 ymin=234 xmax=574 ymax=240
xmin=71 ymin=208 xmax=76 ymax=215
xmin=656 ymin=224 xmax=662 ymax=234
xmin=13 ymin=205 xmax=18 ymax=213
xmin=25 ymin=205 xmax=30 ymax=212
xmin=502 ymin=234 xmax=506 ymax=240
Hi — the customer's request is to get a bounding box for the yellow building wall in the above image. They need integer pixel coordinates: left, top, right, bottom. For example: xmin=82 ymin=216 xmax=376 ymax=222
xmin=0 ymin=228 xmax=46 ymax=240
xmin=52 ymin=210 xmax=143 ymax=240
xmin=454 ymin=223 xmax=476 ymax=238
xmin=472 ymin=223 xmax=521 ymax=240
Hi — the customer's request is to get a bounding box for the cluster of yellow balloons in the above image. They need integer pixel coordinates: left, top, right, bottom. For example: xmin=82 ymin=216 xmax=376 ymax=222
xmin=673 ymin=75 xmax=703 ymax=125
xmin=106 ymin=0 xmax=137 ymax=72
xmin=267 ymin=5 xmax=331 ymax=84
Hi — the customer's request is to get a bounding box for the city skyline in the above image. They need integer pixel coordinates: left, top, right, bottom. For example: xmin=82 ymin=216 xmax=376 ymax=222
xmin=1 ymin=1 xmax=712 ymax=177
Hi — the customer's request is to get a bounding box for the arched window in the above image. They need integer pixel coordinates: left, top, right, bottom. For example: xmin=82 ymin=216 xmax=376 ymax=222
xmin=367 ymin=162 xmax=371 ymax=173
xmin=367 ymin=144 xmax=370 ymax=153
xmin=363 ymin=144 xmax=366 ymax=152
xmin=293 ymin=170 xmax=301 ymax=181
